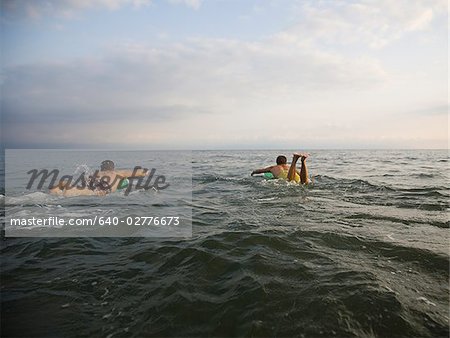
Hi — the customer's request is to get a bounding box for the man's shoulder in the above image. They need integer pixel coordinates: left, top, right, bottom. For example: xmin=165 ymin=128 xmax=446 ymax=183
xmin=270 ymin=165 xmax=283 ymax=172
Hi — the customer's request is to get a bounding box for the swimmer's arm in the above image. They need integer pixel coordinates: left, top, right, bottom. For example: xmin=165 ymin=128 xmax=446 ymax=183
xmin=251 ymin=166 xmax=273 ymax=176
xmin=59 ymin=187 xmax=106 ymax=197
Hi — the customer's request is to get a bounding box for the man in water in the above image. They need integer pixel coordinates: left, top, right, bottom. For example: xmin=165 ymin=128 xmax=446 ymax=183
xmin=49 ymin=160 xmax=148 ymax=197
xmin=251 ymin=153 xmax=309 ymax=184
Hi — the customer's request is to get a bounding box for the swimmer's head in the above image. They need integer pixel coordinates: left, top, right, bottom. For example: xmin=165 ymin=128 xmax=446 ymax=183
xmin=100 ymin=160 xmax=115 ymax=171
xmin=276 ymin=155 xmax=287 ymax=165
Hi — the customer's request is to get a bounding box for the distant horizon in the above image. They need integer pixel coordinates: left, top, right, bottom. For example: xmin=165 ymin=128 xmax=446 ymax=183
xmin=3 ymin=147 xmax=448 ymax=152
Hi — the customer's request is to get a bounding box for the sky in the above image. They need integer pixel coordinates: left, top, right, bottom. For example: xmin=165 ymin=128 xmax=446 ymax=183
xmin=1 ymin=0 xmax=448 ymax=149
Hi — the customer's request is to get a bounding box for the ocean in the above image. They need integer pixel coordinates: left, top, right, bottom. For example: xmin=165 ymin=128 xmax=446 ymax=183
xmin=1 ymin=149 xmax=449 ymax=337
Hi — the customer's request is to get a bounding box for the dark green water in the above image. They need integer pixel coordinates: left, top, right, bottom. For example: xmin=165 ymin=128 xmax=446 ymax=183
xmin=1 ymin=150 xmax=449 ymax=337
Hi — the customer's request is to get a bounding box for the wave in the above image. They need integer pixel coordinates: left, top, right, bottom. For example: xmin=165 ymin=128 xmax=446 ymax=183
xmin=398 ymin=187 xmax=449 ymax=194
xmin=312 ymin=175 xmax=395 ymax=192
xmin=5 ymin=192 xmax=54 ymax=206
xmin=346 ymin=212 xmax=449 ymax=229
xmin=291 ymin=229 xmax=450 ymax=275
xmin=411 ymin=173 xmax=435 ymax=178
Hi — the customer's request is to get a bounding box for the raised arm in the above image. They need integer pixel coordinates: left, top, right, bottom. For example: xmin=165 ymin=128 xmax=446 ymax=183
xmin=251 ymin=166 xmax=273 ymax=176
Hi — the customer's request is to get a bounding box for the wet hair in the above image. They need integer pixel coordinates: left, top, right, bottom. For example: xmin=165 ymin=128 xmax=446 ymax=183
xmin=100 ymin=160 xmax=115 ymax=171
xmin=276 ymin=155 xmax=287 ymax=165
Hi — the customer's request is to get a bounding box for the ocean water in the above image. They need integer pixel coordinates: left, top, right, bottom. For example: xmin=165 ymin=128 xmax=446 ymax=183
xmin=1 ymin=150 xmax=449 ymax=337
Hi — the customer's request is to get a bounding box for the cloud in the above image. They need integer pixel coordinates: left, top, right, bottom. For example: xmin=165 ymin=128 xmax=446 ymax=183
xmin=1 ymin=0 xmax=152 ymax=20
xmin=167 ymin=0 xmax=202 ymax=10
xmin=1 ymin=35 xmax=388 ymax=147
xmin=0 ymin=0 xmax=200 ymax=20
xmin=281 ymin=0 xmax=447 ymax=49
xmin=407 ymin=104 xmax=449 ymax=116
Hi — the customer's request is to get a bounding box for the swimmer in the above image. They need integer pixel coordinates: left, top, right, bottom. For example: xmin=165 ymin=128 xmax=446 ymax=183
xmin=251 ymin=153 xmax=309 ymax=184
xmin=49 ymin=160 xmax=148 ymax=197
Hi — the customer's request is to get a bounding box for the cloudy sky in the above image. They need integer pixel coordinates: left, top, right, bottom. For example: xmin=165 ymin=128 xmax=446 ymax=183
xmin=1 ymin=0 xmax=448 ymax=149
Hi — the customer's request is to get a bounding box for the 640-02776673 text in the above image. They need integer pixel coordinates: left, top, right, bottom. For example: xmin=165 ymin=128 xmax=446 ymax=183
xmin=9 ymin=216 xmax=181 ymax=227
